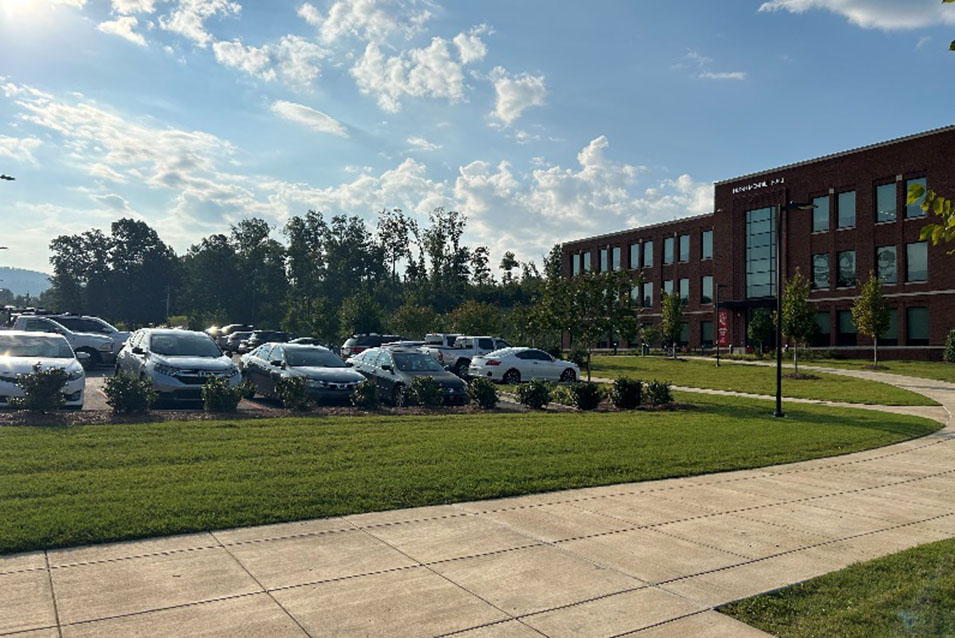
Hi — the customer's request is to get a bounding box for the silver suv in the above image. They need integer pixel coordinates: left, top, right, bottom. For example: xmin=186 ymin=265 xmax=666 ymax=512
xmin=13 ymin=315 xmax=117 ymax=368
xmin=116 ymin=328 xmax=241 ymax=404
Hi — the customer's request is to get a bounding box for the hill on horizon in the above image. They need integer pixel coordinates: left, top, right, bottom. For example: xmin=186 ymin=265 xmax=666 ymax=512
xmin=0 ymin=267 xmax=51 ymax=297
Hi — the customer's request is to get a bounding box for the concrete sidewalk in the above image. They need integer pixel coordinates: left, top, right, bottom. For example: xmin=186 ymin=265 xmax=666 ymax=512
xmin=3 ymin=370 xmax=954 ymax=637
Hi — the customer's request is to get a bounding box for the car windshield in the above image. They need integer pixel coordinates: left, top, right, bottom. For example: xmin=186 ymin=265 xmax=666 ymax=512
xmin=230 ymin=332 xmax=252 ymax=341
xmin=150 ymin=333 xmax=221 ymax=357
xmin=393 ymin=353 xmax=444 ymax=372
xmin=0 ymin=335 xmax=74 ymax=358
xmin=285 ymin=348 xmax=345 ymax=368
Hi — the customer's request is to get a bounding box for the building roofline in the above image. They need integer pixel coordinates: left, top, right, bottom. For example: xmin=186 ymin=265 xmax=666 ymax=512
xmin=715 ymin=125 xmax=955 ymax=187
xmin=562 ymin=211 xmax=715 ymax=249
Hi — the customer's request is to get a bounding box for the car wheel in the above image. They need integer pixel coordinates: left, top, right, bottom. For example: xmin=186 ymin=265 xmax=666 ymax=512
xmin=452 ymin=359 xmax=470 ymax=378
xmin=560 ymin=368 xmax=576 ymax=382
xmin=392 ymin=384 xmax=406 ymax=407
xmin=502 ymin=369 xmax=521 ymax=385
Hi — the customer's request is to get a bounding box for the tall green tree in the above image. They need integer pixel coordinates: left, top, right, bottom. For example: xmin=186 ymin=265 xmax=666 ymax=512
xmin=659 ymin=291 xmax=684 ymax=359
xmin=388 ymin=303 xmax=441 ymax=339
xmin=339 ymin=290 xmax=384 ymax=337
xmin=777 ymin=269 xmax=817 ymax=375
xmin=851 ymin=271 xmax=891 ymax=366
xmin=448 ymin=300 xmax=502 ymax=336
xmin=748 ymin=308 xmax=774 ymax=355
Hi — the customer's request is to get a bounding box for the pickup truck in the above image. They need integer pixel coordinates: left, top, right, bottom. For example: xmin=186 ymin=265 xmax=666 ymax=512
xmin=13 ymin=315 xmax=117 ymax=368
xmin=422 ymin=335 xmax=511 ymax=377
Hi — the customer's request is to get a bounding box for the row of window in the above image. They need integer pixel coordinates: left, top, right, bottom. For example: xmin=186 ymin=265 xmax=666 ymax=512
xmin=571 ymin=229 xmax=714 ymax=275
xmin=811 ymin=242 xmax=928 ymax=290
xmin=629 ymin=275 xmax=715 ymax=307
xmin=811 ymin=177 xmax=927 ymax=233
xmin=814 ymin=306 xmax=929 ymax=347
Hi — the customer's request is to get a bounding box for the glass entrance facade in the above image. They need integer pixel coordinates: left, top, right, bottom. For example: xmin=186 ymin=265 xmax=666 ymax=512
xmin=746 ymin=206 xmax=775 ymax=298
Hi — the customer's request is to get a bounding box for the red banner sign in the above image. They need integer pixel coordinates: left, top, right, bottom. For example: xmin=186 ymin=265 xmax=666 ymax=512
xmin=717 ymin=309 xmax=729 ymax=347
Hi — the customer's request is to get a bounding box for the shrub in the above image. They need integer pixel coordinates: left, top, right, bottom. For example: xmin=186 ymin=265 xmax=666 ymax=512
xmin=945 ymin=328 xmax=955 ymax=363
xmin=200 ymin=376 xmax=244 ymax=412
xmin=239 ymin=380 xmax=256 ymax=400
xmin=609 ymin=377 xmax=642 ymax=409
xmin=546 ymin=346 xmax=563 ymax=360
xmin=349 ymin=379 xmax=380 ymax=410
xmin=410 ymin=376 xmax=444 ymax=407
xmin=550 ymin=384 xmax=575 ymax=406
xmin=569 ymin=382 xmax=602 ymax=410
xmin=104 ymin=373 xmax=157 ymax=414
xmin=645 ymin=379 xmax=673 ymax=406
xmin=276 ymin=376 xmax=311 ymax=411
xmin=516 ymin=379 xmax=551 ymax=410
xmin=568 ymin=348 xmax=588 ymax=368
xmin=467 ymin=377 xmax=498 ymax=409
xmin=11 ymin=364 xmax=69 ymax=412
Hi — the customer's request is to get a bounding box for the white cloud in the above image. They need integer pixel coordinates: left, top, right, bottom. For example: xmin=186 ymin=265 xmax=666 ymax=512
xmin=97 ymin=16 xmax=147 ymax=46
xmin=213 ymin=40 xmax=275 ymax=80
xmin=453 ymin=30 xmax=487 ymax=64
xmin=0 ymin=134 xmax=42 ymax=163
xmin=699 ymin=71 xmax=747 ymax=81
xmin=90 ymin=193 xmax=134 ymax=212
xmin=674 ymin=49 xmax=747 ymax=81
xmin=302 ymin=0 xmax=431 ymax=44
xmin=111 ymin=0 xmax=159 ymax=14
xmin=489 ymin=67 xmax=546 ymax=127
xmin=159 ymin=0 xmax=240 ymax=47
xmin=271 ymin=100 xmax=348 ymax=137
xmin=297 ymin=2 xmax=321 ymax=25
xmin=758 ymin=0 xmax=955 ymax=30
xmin=212 ymin=35 xmax=327 ymax=87
xmin=916 ymin=35 xmax=932 ymax=49
xmin=407 ymin=135 xmax=441 ymax=151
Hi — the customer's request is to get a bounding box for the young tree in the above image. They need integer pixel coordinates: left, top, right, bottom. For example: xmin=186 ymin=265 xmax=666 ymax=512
xmin=339 ymin=290 xmax=384 ymax=338
xmin=447 ymin=300 xmax=502 ymax=336
xmin=659 ymin=292 xmax=684 ymax=359
xmin=747 ymin=308 xmax=774 ymax=356
xmin=389 ymin=303 xmax=441 ymax=339
xmin=851 ymin=271 xmax=891 ymax=366
xmin=777 ymin=269 xmax=817 ymax=375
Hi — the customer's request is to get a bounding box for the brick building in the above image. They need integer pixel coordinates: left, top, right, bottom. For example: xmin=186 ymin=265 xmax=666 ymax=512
xmin=562 ymin=126 xmax=955 ymax=360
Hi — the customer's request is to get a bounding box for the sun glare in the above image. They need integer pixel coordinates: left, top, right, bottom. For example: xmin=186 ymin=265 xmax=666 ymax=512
xmin=2 ymin=0 xmax=41 ymax=20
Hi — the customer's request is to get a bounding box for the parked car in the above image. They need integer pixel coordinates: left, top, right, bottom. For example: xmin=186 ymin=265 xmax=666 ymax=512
xmin=13 ymin=315 xmax=117 ymax=368
xmin=468 ymin=347 xmax=579 ymax=384
xmin=238 ymin=330 xmax=290 ymax=354
xmin=421 ymin=335 xmax=512 ymax=377
xmin=423 ymin=333 xmax=461 ymax=348
xmin=240 ymin=343 xmax=365 ymax=404
xmin=212 ymin=324 xmax=255 ymax=349
xmin=340 ymin=334 xmax=405 ymax=358
xmin=221 ymin=331 xmax=253 ymax=355
xmin=38 ymin=314 xmax=129 ymax=349
xmin=288 ymin=337 xmax=323 ymax=346
xmin=116 ymin=328 xmax=240 ymax=404
xmin=347 ymin=346 xmax=468 ymax=406
xmin=0 ymin=331 xmax=86 ymax=409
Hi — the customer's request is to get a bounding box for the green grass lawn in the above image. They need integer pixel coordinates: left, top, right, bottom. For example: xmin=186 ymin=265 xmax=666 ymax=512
xmin=0 ymin=394 xmax=938 ymax=555
xmin=720 ymin=537 xmax=955 ymax=638
xmin=590 ymin=356 xmax=937 ymax=406
xmin=791 ymin=358 xmax=955 ymax=385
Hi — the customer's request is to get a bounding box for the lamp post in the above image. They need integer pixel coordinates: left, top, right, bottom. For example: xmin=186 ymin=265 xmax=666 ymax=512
xmin=715 ymin=283 xmax=727 ymax=367
xmin=774 ymin=200 xmax=817 ymax=418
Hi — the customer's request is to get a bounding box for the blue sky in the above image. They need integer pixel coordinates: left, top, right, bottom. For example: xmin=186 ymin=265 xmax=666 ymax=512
xmin=0 ymin=0 xmax=953 ymax=273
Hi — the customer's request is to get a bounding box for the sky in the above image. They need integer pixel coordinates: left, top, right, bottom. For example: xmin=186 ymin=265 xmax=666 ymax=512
xmin=0 ymin=0 xmax=953 ymax=274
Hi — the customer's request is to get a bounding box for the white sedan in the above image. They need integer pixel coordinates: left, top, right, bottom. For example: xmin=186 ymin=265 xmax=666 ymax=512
xmin=468 ymin=347 xmax=580 ymax=384
xmin=0 ymin=331 xmax=87 ymax=409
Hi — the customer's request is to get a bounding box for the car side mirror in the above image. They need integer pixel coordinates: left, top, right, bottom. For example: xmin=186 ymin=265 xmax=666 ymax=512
xmin=271 ymin=359 xmax=283 ymax=367
xmin=132 ymin=346 xmax=145 ymax=355
xmin=381 ymin=364 xmax=393 ymax=372
xmin=344 ymin=361 xmax=353 ymax=367
xmin=76 ymin=352 xmax=91 ymax=364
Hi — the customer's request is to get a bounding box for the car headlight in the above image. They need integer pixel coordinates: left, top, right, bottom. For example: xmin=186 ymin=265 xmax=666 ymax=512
xmin=154 ymin=362 xmax=179 ymax=377
xmin=98 ymin=343 xmax=112 ymax=352
xmin=306 ymin=378 xmax=324 ymax=388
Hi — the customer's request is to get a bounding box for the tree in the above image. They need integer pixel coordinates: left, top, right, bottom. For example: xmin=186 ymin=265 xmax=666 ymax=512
xmin=747 ymin=308 xmax=774 ymax=355
xmin=339 ymin=290 xmax=384 ymax=337
xmin=375 ymin=208 xmax=412 ymax=281
xmin=659 ymin=292 xmax=684 ymax=359
xmin=851 ymin=272 xmax=891 ymax=366
xmin=909 ymin=181 xmax=955 ymax=252
xmin=447 ymin=300 xmax=502 ymax=336
xmin=499 ymin=251 xmax=519 ymax=285
xmin=777 ymin=269 xmax=817 ymax=375
xmin=389 ymin=303 xmax=441 ymax=339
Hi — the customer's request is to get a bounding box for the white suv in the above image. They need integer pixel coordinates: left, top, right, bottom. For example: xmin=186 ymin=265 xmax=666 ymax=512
xmin=13 ymin=315 xmax=116 ymax=368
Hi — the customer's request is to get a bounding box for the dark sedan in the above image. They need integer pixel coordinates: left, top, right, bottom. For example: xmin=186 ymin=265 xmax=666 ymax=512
xmin=240 ymin=343 xmax=365 ymax=404
xmin=238 ymin=330 xmax=290 ymax=354
xmin=347 ymin=346 xmax=468 ymax=406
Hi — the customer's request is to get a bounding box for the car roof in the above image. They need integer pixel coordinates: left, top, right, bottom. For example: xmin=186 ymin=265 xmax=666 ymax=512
xmin=282 ymin=343 xmax=331 ymax=351
xmin=141 ymin=328 xmax=209 ymax=337
xmin=0 ymin=330 xmax=69 ymax=341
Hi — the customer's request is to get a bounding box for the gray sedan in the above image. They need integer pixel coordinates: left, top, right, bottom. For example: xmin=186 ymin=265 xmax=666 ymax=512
xmin=240 ymin=343 xmax=365 ymax=404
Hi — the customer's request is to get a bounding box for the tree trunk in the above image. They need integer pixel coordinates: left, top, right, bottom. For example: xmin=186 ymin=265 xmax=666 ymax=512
xmin=587 ymin=350 xmax=592 ymax=382
xmin=874 ymin=336 xmax=878 ymax=366
xmin=793 ymin=344 xmax=798 ymax=376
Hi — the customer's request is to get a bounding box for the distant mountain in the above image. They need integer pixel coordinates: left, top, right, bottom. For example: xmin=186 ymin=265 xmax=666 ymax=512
xmin=0 ymin=267 xmax=51 ymax=296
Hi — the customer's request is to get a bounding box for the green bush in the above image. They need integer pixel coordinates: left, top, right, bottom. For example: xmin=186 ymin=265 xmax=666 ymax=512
xmin=200 ymin=376 xmax=244 ymax=412
xmin=239 ymin=380 xmax=256 ymax=400
xmin=550 ymin=384 xmax=575 ymax=406
xmin=409 ymin=376 xmax=444 ymax=407
xmin=276 ymin=376 xmax=311 ymax=411
xmin=103 ymin=373 xmax=157 ymax=414
xmin=945 ymin=328 xmax=955 ymax=363
xmin=516 ymin=379 xmax=551 ymax=410
xmin=349 ymin=380 xmax=380 ymax=409
xmin=466 ymin=377 xmax=498 ymax=409
xmin=645 ymin=379 xmax=673 ymax=406
xmin=568 ymin=348 xmax=588 ymax=368
xmin=570 ymin=382 xmax=602 ymax=410
xmin=11 ymin=364 xmax=70 ymax=412
xmin=609 ymin=377 xmax=642 ymax=409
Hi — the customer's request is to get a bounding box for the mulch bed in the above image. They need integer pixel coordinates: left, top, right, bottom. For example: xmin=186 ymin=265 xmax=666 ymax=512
xmin=783 ymin=373 xmax=821 ymax=380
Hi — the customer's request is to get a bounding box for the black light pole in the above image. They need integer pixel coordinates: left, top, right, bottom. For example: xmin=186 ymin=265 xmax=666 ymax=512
xmin=774 ymin=200 xmax=816 ymax=418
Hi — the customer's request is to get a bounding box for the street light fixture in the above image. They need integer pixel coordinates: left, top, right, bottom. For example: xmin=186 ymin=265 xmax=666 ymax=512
xmin=774 ymin=200 xmax=817 ymax=418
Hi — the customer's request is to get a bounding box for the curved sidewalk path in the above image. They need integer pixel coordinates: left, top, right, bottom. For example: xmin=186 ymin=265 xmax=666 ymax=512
xmin=4 ymin=370 xmax=955 ymax=638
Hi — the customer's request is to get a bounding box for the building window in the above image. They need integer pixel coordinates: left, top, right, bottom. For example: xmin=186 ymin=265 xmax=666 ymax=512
xmin=664 ymin=237 xmax=675 ymax=265
xmin=679 ymin=234 xmax=690 ymax=262
xmin=837 ymin=309 xmax=857 ymax=346
xmin=876 ymin=246 xmax=897 ymax=284
xmin=837 ymin=250 xmax=856 ymax=288
xmin=876 ymin=182 xmax=897 ymax=223
xmin=679 ymin=278 xmax=689 ymax=303
xmin=701 ymin=230 xmax=713 ymax=260
xmin=643 ymin=241 xmax=653 ymax=267
xmin=812 ymin=253 xmax=830 ymax=290
xmin=745 ymin=206 xmax=775 ymax=298
xmin=663 ymin=280 xmax=673 ymax=296
xmin=679 ymin=322 xmax=689 ymax=346
xmin=600 ymin=248 xmax=608 ymax=272
xmin=583 ymin=252 xmax=591 ymax=271
xmin=631 ymin=285 xmax=640 ymax=302
xmin=906 ymin=307 xmax=929 ymax=346
xmin=701 ymin=276 xmax=713 ymax=304
xmin=837 ymin=191 xmax=856 ymax=229
xmin=629 ymin=243 xmax=639 ymax=269
xmin=813 ymin=311 xmax=831 ymax=347
xmin=612 ymin=246 xmax=621 ymax=271
xmin=643 ymin=282 xmax=653 ymax=308
xmin=812 ymin=195 xmax=829 ymax=232
xmin=572 ymin=253 xmax=581 ymax=276
xmin=906 ymin=177 xmax=927 ymax=219
xmin=881 ymin=308 xmax=898 ymax=346
xmin=701 ymin=321 xmax=713 ymax=347
xmin=906 ymin=242 xmax=928 ymax=282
